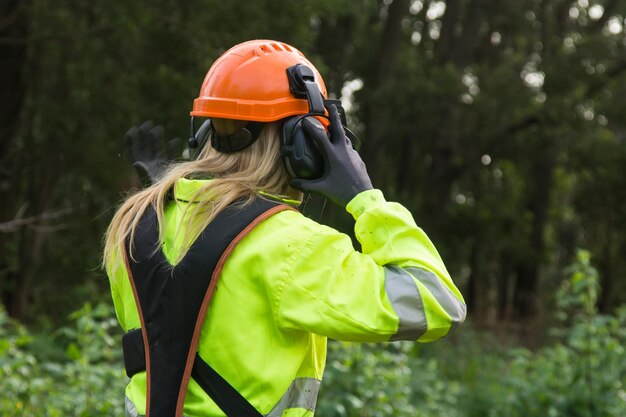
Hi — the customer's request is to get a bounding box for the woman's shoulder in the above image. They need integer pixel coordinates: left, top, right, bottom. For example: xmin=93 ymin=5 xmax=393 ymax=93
xmin=255 ymin=207 xmax=334 ymax=240
xmin=233 ymin=206 xmax=341 ymax=261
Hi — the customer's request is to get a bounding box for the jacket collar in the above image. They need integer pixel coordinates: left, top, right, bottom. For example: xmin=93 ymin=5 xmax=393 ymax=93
xmin=173 ymin=178 xmax=301 ymax=207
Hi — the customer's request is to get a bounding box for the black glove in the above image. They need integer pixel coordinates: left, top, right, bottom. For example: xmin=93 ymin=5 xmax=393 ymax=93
xmin=290 ymin=105 xmax=373 ymax=207
xmin=124 ymin=121 xmax=181 ymax=185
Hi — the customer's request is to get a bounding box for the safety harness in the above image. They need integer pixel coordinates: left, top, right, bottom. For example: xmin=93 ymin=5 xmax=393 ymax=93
xmin=121 ymin=197 xmax=293 ymax=417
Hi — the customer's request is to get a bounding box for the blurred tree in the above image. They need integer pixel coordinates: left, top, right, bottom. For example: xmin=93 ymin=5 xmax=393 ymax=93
xmin=343 ymin=0 xmax=626 ymax=322
xmin=1 ymin=0 xmax=626 ymax=330
xmin=0 ymin=0 xmax=30 ymax=317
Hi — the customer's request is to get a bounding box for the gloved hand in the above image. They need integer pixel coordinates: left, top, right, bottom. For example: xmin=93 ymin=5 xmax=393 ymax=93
xmin=291 ymin=105 xmax=373 ymax=207
xmin=124 ymin=121 xmax=181 ymax=185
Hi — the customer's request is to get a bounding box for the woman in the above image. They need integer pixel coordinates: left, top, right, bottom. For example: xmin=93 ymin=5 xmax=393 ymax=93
xmin=104 ymin=40 xmax=465 ymax=417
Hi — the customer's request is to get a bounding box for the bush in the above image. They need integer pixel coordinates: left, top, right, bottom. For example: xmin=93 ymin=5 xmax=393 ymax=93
xmin=0 ymin=303 xmax=125 ymax=417
xmin=481 ymin=250 xmax=626 ymax=417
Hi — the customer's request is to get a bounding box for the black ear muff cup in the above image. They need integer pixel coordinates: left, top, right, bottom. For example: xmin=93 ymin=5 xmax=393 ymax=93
xmin=281 ymin=116 xmax=325 ymax=180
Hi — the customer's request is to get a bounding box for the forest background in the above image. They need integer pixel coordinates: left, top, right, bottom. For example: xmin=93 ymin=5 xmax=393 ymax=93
xmin=1 ymin=0 xmax=626 ymax=416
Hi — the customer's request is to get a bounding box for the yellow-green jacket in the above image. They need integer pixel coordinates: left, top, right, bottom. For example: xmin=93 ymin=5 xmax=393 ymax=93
xmin=107 ymin=178 xmax=466 ymax=417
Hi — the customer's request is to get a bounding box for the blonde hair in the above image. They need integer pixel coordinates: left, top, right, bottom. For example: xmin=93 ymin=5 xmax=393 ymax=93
xmin=103 ymin=119 xmax=299 ymax=272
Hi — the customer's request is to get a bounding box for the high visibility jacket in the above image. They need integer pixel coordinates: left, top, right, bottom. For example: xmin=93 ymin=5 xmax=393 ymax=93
xmin=107 ymin=178 xmax=466 ymax=417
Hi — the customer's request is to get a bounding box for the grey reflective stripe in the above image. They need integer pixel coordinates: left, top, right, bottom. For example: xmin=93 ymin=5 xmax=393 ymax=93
xmin=125 ymin=396 xmax=191 ymax=417
xmin=385 ymin=265 xmax=428 ymax=341
xmin=125 ymin=378 xmax=320 ymax=417
xmin=405 ymin=267 xmax=467 ymax=331
xmin=125 ymin=396 xmax=140 ymax=417
xmin=265 ymin=377 xmax=321 ymax=417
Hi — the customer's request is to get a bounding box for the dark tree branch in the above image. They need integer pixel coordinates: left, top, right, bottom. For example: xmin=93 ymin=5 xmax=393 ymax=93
xmin=480 ymin=58 xmax=626 ymax=155
xmin=0 ymin=206 xmax=74 ymax=233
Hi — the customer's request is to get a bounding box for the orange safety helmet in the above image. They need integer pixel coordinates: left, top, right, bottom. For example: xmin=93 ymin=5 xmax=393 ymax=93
xmin=191 ymin=40 xmax=328 ymax=122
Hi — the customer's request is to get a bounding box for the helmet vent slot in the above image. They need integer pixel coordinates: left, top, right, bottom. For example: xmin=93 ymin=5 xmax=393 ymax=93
xmin=271 ymin=43 xmax=284 ymax=52
xmin=259 ymin=44 xmax=271 ymax=53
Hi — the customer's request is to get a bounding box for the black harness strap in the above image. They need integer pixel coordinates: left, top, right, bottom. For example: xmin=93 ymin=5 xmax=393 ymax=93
xmin=191 ymin=355 xmax=263 ymax=417
xmin=122 ymin=198 xmax=291 ymax=417
xmin=123 ymin=329 xmax=264 ymax=417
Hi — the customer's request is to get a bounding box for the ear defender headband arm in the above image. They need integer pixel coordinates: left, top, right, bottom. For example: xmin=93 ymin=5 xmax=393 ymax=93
xmin=187 ymin=117 xmax=212 ymax=160
xmin=286 ymin=64 xmax=325 ymax=115
xmin=189 ymin=116 xmax=199 ymax=149
xmin=282 ymin=65 xmax=362 ymax=181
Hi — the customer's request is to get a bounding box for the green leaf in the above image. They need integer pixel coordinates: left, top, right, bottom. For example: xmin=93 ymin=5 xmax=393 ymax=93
xmin=65 ymin=342 xmax=82 ymax=360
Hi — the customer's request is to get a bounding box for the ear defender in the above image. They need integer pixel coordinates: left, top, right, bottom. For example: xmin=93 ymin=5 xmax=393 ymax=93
xmin=281 ymin=65 xmax=360 ymax=180
xmin=281 ymin=64 xmax=327 ymax=180
xmin=281 ymin=116 xmax=325 ymax=180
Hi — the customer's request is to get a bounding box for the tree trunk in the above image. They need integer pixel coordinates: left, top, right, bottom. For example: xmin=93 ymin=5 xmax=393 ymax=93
xmin=466 ymin=241 xmax=481 ymax=318
xmin=0 ymin=0 xmax=29 ymax=316
xmin=497 ymin=251 xmax=514 ymax=321
xmin=362 ymin=0 xmax=409 ymax=181
xmin=512 ymin=151 xmax=554 ymax=319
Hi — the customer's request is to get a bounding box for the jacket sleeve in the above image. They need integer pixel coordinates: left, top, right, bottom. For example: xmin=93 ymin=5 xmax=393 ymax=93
xmin=274 ymin=189 xmax=466 ymax=342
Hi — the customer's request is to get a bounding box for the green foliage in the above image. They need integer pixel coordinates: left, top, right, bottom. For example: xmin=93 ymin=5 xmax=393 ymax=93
xmin=0 ymin=303 xmax=125 ymax=417
xmin=555 ymin=249 xmax=600 ymax=321
xmin=321 ymin=342 xmax=408 ymax=416
xmin=476 ymin=250 xmax=626 ymax=417
xmin=319 ymin=340 xmax=462 ymax=417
